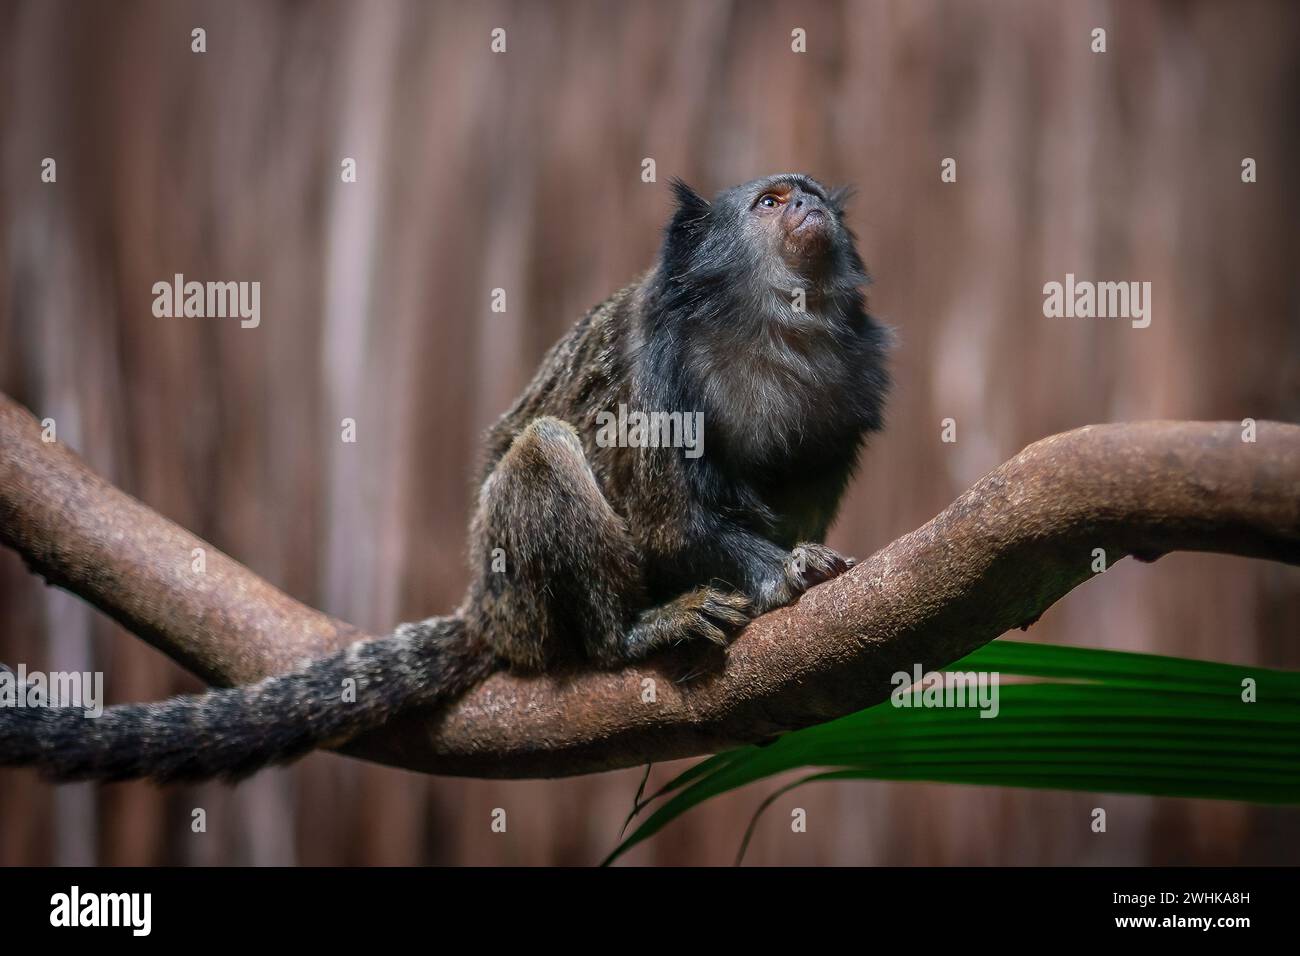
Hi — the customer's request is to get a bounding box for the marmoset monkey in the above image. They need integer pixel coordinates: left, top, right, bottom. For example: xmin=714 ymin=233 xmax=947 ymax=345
xmin=0 ymin=173 xmax=889 ymax=783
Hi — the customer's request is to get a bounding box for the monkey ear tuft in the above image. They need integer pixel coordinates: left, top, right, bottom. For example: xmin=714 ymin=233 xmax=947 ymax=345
xmin=826 ymin=184 xmax=857 ymax=216
xmin=668 ymin=177 xmax=710 ymax=221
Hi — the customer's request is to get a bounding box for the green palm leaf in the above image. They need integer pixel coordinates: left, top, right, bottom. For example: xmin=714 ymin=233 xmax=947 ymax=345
xmin=603 ymin=640 xmax=1300 ymax=865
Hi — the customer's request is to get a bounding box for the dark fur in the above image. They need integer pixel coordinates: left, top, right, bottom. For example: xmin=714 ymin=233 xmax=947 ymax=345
xmin=1 ymin=173 xmax=889 ymax=783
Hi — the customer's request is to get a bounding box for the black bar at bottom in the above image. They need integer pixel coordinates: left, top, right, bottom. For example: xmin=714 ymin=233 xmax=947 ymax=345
xmin=0 ymin=866 xmax=1286 ymax=941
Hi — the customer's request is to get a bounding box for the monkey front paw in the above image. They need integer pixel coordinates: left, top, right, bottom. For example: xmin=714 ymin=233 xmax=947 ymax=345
xmin=788 ymin=542 xmax=855 ymax=588
xmin=753 ymin=544 xmax=855 ymax=614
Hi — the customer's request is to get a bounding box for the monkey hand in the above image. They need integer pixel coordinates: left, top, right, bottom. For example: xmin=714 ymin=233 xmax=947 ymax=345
xmin=787 ymin=542 xmax=855 ymax=589
xmin=751 ymin=543 xmax=855 ymax=614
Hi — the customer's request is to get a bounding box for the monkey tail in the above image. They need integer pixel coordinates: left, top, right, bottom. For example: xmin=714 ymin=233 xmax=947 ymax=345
xmin=0 ymin=616 xmax=492 ymax=784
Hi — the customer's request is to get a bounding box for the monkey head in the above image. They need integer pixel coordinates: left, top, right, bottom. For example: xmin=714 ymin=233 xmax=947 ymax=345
xmin=655 ymin=173 xmax=867 ymax=312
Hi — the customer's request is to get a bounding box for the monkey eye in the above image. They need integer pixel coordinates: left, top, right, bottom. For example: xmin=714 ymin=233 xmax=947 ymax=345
xmin=756 ymin=193 xmax=784 ymax=209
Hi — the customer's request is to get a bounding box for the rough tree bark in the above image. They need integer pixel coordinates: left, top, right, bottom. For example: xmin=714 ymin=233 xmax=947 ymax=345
xmin=1 ymin=392 xmax=1297 ymax=778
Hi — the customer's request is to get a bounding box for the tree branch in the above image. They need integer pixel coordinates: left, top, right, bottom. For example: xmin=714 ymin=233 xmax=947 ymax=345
xmin=2 ymin=392 xmax=1297 ymax=778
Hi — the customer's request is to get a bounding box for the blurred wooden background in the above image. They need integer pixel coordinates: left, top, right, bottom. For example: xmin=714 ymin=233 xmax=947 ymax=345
xmin=1 ymin=0 xmax=1297 ymax=865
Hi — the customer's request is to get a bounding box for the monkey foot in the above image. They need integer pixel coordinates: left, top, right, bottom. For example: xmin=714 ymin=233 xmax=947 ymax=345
xmin=625 ymin=587 xmax=752 ymax=659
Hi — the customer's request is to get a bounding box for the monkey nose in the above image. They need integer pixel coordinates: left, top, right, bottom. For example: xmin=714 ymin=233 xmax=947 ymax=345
xmin=787 ymin=197 xmax=827 ymax=234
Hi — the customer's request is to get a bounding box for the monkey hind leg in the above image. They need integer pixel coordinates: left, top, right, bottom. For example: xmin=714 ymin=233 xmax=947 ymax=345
xmin=468 ymin=416 xmax=639 ymax=670
xmin=469 ymin=417 xmax=750 ymax=670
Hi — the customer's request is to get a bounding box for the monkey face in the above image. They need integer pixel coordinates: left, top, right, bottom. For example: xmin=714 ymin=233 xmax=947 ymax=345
xmin=659 ymin=174 xmax=868 ymax=310
xmin=749 ymin=177 xmax=836 ymax=266
xmin=720 ymin=174 xmax=856 ymax=288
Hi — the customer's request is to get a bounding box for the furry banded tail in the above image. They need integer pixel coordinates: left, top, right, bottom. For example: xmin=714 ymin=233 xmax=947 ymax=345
xmin=0 ymin=616 xmax=489 ymax=784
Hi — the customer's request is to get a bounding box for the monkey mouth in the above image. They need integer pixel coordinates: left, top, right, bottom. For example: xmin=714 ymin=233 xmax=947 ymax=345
xmin=783 ymin=209 xmax=832 ymax=263
xmin=789 ymin=208 xmax=826 ymax=234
